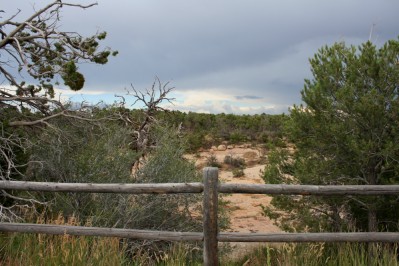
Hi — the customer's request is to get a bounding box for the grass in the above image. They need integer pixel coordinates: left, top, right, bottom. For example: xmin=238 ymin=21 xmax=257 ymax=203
xmin=223 ymin=243 xmax=399 ymax=266
xmin=0 ymin=214 xmax=203 ymax=265
xmin=1 ymin=214 xmax=398 ymax=265
xmin=0 ymin=214 xmax=127 ymax=266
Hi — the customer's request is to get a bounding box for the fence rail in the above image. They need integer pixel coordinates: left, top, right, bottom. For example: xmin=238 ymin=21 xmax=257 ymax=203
xmin=0 ymin=181 xmax=204 ymax=194
xmin=1 ymin=167 xmax=399 ymax=265
xmin=2 ymin=180 xmax=399 ymax=195
xmin=1 ymin=223 xmax=398 ymax=243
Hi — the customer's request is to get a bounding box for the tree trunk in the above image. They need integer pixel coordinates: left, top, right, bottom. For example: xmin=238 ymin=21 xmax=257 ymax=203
xmin=367 ymin=170 xmax=378 ymax=265
xmin=366 ymin=167 xmax=378 ymax=232
xmin=368 ymin=206 xmax=377 ymax=232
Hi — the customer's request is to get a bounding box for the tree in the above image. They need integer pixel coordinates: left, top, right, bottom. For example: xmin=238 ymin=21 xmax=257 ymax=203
xmin=116 ymin=78 xmax=175 ymax=172
xmin=263 ymin=39 xmax=399 ymax=233
xmin=0 ymin=1 xmax=115 ymax=220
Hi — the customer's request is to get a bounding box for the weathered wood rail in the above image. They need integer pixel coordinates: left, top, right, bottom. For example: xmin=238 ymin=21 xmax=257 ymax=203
xmin=1 ymin=167 xmax=399 ymax=265
xmin=2 ymin=179 xmax=399 ymax=195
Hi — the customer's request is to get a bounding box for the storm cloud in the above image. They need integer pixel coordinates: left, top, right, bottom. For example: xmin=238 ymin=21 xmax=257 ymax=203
xmin=3 ymin=0 xmax=399 ymax=114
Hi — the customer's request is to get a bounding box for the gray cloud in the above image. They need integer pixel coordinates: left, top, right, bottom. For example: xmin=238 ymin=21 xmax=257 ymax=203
xmin=3 ymin=1 xmax=399 ymax=114
xmin=235 ymin=95 xmax=263 ymax=100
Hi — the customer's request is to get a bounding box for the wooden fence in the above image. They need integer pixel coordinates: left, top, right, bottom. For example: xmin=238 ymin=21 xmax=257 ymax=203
xmin=1 ymin=167 xmax=399 ymax=265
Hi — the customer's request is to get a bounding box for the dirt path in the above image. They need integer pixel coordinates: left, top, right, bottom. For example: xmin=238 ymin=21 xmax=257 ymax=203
xmin=186 ymin=145 xmax=282 ymax=259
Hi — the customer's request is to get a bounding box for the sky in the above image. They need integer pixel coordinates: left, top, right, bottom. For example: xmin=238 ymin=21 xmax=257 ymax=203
xmin=2 ymin=1 xmax=399 ymax=114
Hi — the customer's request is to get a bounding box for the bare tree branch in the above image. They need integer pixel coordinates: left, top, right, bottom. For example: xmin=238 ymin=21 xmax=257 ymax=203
xmin=117 ymin=78 xmax=175 ymax=173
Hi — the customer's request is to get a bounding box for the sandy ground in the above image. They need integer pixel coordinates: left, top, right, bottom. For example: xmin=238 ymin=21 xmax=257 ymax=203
xmin=220 ymin=164 xmax=280 ymax=234
xmin=186 ymin=145 xmax=282 ymax=258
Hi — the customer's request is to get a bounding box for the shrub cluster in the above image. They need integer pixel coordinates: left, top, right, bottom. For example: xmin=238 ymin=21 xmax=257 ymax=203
xmin=223 ymin=154 xmax=245 ymax=168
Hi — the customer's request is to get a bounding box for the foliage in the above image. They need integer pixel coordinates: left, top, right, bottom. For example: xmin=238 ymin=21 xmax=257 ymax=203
xmin=229 ymin=131 xmax=246 ymax=144
xmin=27 ymin=112 xmax=203 ymax=224
xmin=0 ymin=1 xmax=116 ymax=96
xmin=24 ymin=112 xmax=206 ymax=260
xmin=206 ymin=154 xmax=221 ymax=168
xmin=61 ymin=61 xmax=85 ymax=91
xmin=263 ymin=38 xmax=399 ymax=233
xmin=123 ymin=123 xmax=204 ymax=258
xmin=158 ymin=111 xmax=287 ymax=152
xmin=232 ymin=168 xmax=245 ymax=178
xmin=224 ymin=154 xmax=246 ymax=177
xmin=26 ymin=113 xmax=137 ymax=225
xmin=2 ymin=72 xmax=226 ymax=262
xmin=223 ymin=154 xmax=245 ymax=168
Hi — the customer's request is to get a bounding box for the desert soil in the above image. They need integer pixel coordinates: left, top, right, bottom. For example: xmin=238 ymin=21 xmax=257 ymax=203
xmin=186 ymin=144 xmax=282 ymax=258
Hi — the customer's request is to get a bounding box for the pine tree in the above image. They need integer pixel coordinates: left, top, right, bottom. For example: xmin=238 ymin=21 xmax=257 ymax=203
xmin=264 ymin=38 xmax=399 ymax=233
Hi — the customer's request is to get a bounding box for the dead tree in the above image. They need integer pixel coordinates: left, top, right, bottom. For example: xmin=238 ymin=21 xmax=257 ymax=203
xmin=119 ymin=78 xmax=175 ymax=173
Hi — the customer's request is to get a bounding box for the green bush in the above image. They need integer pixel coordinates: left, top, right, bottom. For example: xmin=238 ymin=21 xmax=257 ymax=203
xmin=229 ymin=132 xmax=246 ymax=144
xmin=26 ymin=115 xmax=206 ymax=261
xmin=206 ymin=155 xmax=221 ymax=168
xmin=223 ymin=155 xmax=245 ymax=168
xmin=185 ymin=131 xmax=205 ymax=152
xmin=122 ymin=124 xmax=204 ymax=259
xmin=27 ymin=118 xmax=137 ymax=226
xmin=232 ymin=168 xmax=245 ymax=178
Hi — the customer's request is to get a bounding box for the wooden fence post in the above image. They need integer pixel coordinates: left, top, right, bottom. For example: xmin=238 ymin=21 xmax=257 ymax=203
xmin=203 ymin=167 xmax=219 ymax=266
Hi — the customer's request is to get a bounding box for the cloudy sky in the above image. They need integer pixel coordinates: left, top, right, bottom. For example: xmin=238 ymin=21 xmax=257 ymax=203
xmin=3 ymin=1 xmax=399 ymax=114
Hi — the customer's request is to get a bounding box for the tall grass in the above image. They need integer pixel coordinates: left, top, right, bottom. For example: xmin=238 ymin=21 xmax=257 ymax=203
xmin=224 ymin=243 xmax=399 ymax=266
xmin=0 ymin=214 xmax=127 ymax=265
xmin=0 ymin=214 xmax=204 ymax=265
xmin=2 ymin=213 xmax=397 ymax=265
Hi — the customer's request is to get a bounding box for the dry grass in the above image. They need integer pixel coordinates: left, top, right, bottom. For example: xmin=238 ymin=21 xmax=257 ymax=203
xmin=0 ymin=214 xmax=127 ymax=266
